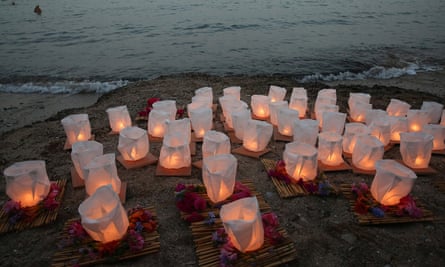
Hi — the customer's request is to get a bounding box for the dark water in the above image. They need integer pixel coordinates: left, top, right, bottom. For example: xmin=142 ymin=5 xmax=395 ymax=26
xmin=1 ymin=0 xmax=444 ymax=93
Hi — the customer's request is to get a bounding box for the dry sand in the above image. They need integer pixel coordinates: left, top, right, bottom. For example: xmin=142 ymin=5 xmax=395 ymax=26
xmin=0 ymin=73 xmax=444 ymax=266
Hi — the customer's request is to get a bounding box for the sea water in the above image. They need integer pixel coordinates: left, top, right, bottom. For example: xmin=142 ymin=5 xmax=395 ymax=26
xmin=0 ymin=0 xmax=444 ymax=93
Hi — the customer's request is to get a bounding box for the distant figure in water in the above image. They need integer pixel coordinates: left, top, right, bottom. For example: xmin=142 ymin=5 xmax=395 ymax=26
xmin=34 ymin=5 xmax=42 ymax=15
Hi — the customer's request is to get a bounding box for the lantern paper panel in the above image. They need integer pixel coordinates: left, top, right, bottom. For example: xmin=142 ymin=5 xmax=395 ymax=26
xmin=352 ymin=135 xmax=384 ymax=171
xmin=71 ymin=141 xmax=104 ymax=180
xmin=220 ymin=197 xmax=264 ymax=253
xmin=386 ymin=99 xmax=411 ymax=117
xmin=3 ymin=160 xmax=51 ymax=208
xmin=422 ymin=124 xmax=445 ymax=150
xmin=421 ymin=101 xmax=443 ymax=124
xmin=224 ymin=101 xmax=249 ymax=129
xmin=159 ymin=133 xmax=191 ymax=169
xmin=277 ymin=107 xmax=299 ymax=136
xmin=232 ymin=108 xmax=251 ymax=140
xmin=400 ymin=132 xmax=434 ymax=169
xmin=342 ymin=123 xmax=370 ymax=154
xmin=318 ymin=132 xmax=344 ymax=166
xmin=389 ymin=116 xmax=408 ymax=142
xmin=370 ymin=160 xmax=417 ymax=206
xmin=314 ymin=97 xmax=336 ymax=119
xmin=441 ymin=110 xmax=445 ymax=126
xmin=152 ymin=100 xmax=177 ymax=120
xmin=349 ymin=103 xmax=372 ymax=123
xmin=315 ymin=89 xmax=336 ymax=113
xmin=190 ymin=107 xmax=213 ymax=138
xmin=223 ymin=86 xmax=241 ymax=101
xmin=317 ymin=88 xmax=336 ymax=101
xmin=407 ymin=109 xmax=430 ymax=132
xmin=348 ymin=93 xmax=371 ymax=112
xmin=194 ymin=86 xmax=213 ymax=106
xmin=292 ymin=119 xmax=319 ymax=146
xmin=251 ymin=95 xmax=271 ymax=119
xmin=79 ymin=185 xmax=129 ymax=244
xmin=106 ymin=106 xmax=132 ymax=133
xmin=269 ymin=101 xmax=288 ymax=126
xmin=321 ymin=111 xmax=346 ymax=135
xmin=202 ymin=154 xmax=237 ymax=203
xmin=148 ymin=109 xmax=170 ymax=138
xmin=61 ymin=114 xmax=92 ymax=146
xmin=289 ymin=87 xmax=307 ymax=117
xmin=369 ymin=119 xmax=391 ymax=146
xmin=242 ymin=120 xmax=273 ymax=152
xmin=165 ymin=118 xmax=191 ymax=144
xmin=315 ymin=104 xmax=338 ymax=127
xmin=118 ymin=126 xmax=149 ymax=161
xmin=83 ymin=154 xmax=121 ymax=196
xmin=290 ymin=87 xmax=307 ymax=99
xmin=283 ymin=142 xmax=318 ymax=181
xmin=268 ymin=85 xmax=287 ymax=103
xmin=365 ymin=109 xmax=388 ymax=126
xmin=189 ymin=96 xmax=211 ymax=114
xmin=202 ymin=130 xmax=231 ymax=158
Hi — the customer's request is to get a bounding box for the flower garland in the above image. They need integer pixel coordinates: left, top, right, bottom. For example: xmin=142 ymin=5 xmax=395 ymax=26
xmin=137 ymin=97 xmax=185 ymax=119
xmin=3 ymin=182 xmax=60 ymax=224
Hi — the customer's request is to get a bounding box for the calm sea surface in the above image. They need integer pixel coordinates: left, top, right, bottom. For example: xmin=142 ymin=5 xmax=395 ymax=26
xmin=0 ymin=0 xmax=444 ymax=93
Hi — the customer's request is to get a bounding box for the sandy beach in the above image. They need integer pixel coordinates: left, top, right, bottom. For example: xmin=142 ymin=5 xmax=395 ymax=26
xmin=0 ymin=73 xmax=444 ymax=266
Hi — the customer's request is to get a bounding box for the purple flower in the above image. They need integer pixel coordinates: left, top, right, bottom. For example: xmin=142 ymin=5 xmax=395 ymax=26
xmin=175 ymin=183 xmax=186 ymax=192
xmin=370 ymin=207 xmax=385 ymax=218
xmin=127 ymin=229 xmax=145 ymax=251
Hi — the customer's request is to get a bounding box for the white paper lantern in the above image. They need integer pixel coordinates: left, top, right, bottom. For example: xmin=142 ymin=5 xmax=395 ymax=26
xmin=152 ymin=100 xmax=177 ymax=120
xmin=189 ymin=107 xmax=213 ymax=138
xmin=389 ymin=116 xmax=408 ymax=142
xmin=400 ymin=132 xmax=434 ymax=168
xmin=118 ymin=126 xmax=149 ymax=161
xmin=269 ymin=101 xmax=288 ymax=126
xmin=369 ymin=119 xmax=391 ymax=146
xmin=342 ymin=123 xmax=370 ymax=154
xmin=225 ymin=101 xmax=249 ymax=129
xmin=352 ymin=135 xmax=384 ymax=171
xmin=232 ymin=109 xmax=251 ymax=140
xmin=220 ymin=95 xmax=248 ymax=121
xmin=165 ymin=118 xmax=191 ymax=144
xmin=71 ymin=141 xmax=104 ymax=180
xmin=321 ymin=111 xmax=346 ymax=135
xmin=423 ymin=124 xmax=445 ymax=150
xmin=148 ymin=109 xmax=169 ymax=138
xmin=203 ymin=154 xmax=237 ymax=203
xmin=317 ymin=88 xmax=336 ymax=100
xmin=3 ymin=160 xmax=50 ymax=207
xmin=223 ymin=86 xmax=241 ymax=101
xmin=440 ymin=110 xmax=445 ymax=126
xmin=292 ymin=119 xmax=319 ymax=146
xmin=283 ymin=142 xmax=318 ymax=181
xmin=268 ymin=85 xmax=286 ymax=103
xmin=277 ymin=107 xmax=299 ymax=136
xmin=78 ymin=185 xmax=129 ymax=243
xmin=370 ymin=160 xmax=417 ymax=206
xmin=220 ymin=197 xmax=264 ymax=253
xmin=83 ymin=153 xmax=121 ymax=196
xmin=159 ymin=133 xmax=191 ymax=169
xmin=365 ymin=109 xmax=388 ymax=126
xmin=61 ymin=114 xmax=92 ymax=146
xmin=243 ymin=120 xmax=273 ymax=152
xmin=348 ymin=93 xmax=371 ymax=112
xmin=407 ymin=109 xmax=429 ymax=132
xmin=188 ymin=99 xmax=209 ymax=118
xmin=106 ymin=106 xmax=132 ymax=133
xmin=315 ymin=89 xmax=336 ymax=114
xmin=349 ymin=103 xmax=372 ymax=123
xmin=202 ymin=130 xmax=231 ymax=158
xmin=315 ymin=104 xmax=338 ymax=127
xmin=386 ymin=99 xmax=411 ymax=117
xmin=289 ymin=87 xmax=308 ymax=118
xmin=421 ymin=101 xmax=443 ymax=124
xmin=251 ymin=95 xmax=271 ymax=119
xmin=318 ymin=132 xmax=344 ymax=166
xmin=194 ymin=86 xmax=213 ymax=106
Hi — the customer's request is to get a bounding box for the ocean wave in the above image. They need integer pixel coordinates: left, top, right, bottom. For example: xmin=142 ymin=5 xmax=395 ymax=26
xmin=0 ymin=80 xmax=129 ymax=94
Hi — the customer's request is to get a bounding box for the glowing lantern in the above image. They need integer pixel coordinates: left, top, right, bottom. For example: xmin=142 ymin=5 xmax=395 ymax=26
xmin=159 ymin=133 xmax=191 ymax=169
xmin=224 ymin=101 xmax=249 ymax=129
xmin=269 ymin=101 xmax=288 ymax=126
xmin=369 ymin=119 xmax=391 ymax=146
xmin=118 ymin=126 xmax=149 ymax=161
xmin=220 ymin=197 xmax=264 ymax=253
xmin=242 ymin=120 xmax=273 ymax=152
xmin=441 ymin=110 xmax=445 ymax=126
xmin=386 ymin=99 xmax=411 ymax=117
xmin=61 ymin=114 xmax=92 ymax=146
xmin=421 ymin=101 xmax=443 ymax=124
xmin=232 ymin=109 xmax=251 ymax=140
xmin=277 ymin=107 xmax=299 ymax=136
xmin=315 ymin=104 xmax=338 ymax=127
xmin=321 ymin=111 xmax=346 ymax=134
xmin=348 ymin=93 xmax=371 ymax=112
xmin=349 ymin=103 xmax=372 ymax=123
xmin=71 ymin=141 xmax=103 ymax=179
xmin=188 ymin=99 xmax=209 ymax=118
xmin=83 ymin=153 xmax=121 ymax=196
xmin=292 ymin=119 xmax=319 ymax=146
xmin=78 ymin=185 xmax=129 ymax=244
xmin=268 ymin=85 xmax=286 ymax=103
xmin=202 ymin=154 xmax=237 ymax=203
xmin=289 ymin=94 xmax=308 ymax=119
xmin=220 ymin=95 xmax=248 ymax=121
xmin=189 ymin=107 xmax=212 ymax=138
xmin=422 ymin=124 xmax=445 ymax=150
xmin=165 ymin=118 xmax=191 ymax=143
xmin=223 ymin=86 xmax=241 ymax=101
xmin=148 ymin=109 xmax=169 ymax=138
xmin=400 ymin=132 xmax=434 ymax=169
xmin=194 ymin=86 xmax=213 ymax=107
xmin=342 ymin=123 xmax=370 ymax=154
xmin=318 ymin=132 xmax=344 ymax=166
xmin=365 ymin=109 xmax=388 ymax=126
xmin=251 ymin=95 xmax=271 ymax=119
xmin=202 ymin=130 xmax=231 ymax=158
xmin=3 ymin=160 xmax=50 ymax=208
xmin=370 ymin=160 xmax=417 ymax=206
xmin=315 ymin=89 xmax=336 ymax=115
xmin=389 ymin=116 xmax=408 ymax=142
xmin=407 ymin=109 xmax=429 ymax=132
xmin=352 ymin=135 xmax=384 ymax=171
xmin=106 ymin=106 xmax=131 ymax=133
xmin=152 ymin=100 xmax=177 ymax=120
xmin=283 ymin=142 xmax=318 ymax=181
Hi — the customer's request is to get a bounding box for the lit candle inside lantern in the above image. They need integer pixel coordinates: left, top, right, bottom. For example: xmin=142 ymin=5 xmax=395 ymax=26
xmin=284 ymin=142 xmax=318 ymax=181
xmin=318 ymin=132 xmax=344 ymax=166
xmin=106 ymin=106 xmax=132 ymax=133
xmin=148 ymin=109 xmax=169 ymax=138
xmin=352 ymin=135 xmax=384 ymax=171
xmin=61 ymin=114 xmax=92 ymax=146
xmin=189 ymin=107 xmax=213 ymax=138
xmin=242 ymin=120 xmax=273 ymax=152
xmin=159 ymin=133 xmax=191 ymax=169
xmin=400 ymin=132 xmax=433 ymax=169
xmin=268 ymin=85 xmax=286 ymax=103
xmin=251 ymin=95 xmax=271 ymax=119
xmin=407 ymin=109 xmax=429 ymax=132
xmin=118 ymin=126 xmax=149 ymax=161
xmin=203 ymin=154 xmax=237 ymax=203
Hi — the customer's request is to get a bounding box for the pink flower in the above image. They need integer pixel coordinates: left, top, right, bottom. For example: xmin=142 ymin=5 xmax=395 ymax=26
xmin=127 ymin=229 xmax=145 ymax=251
xmin=186 ymin=212 xmax=204 ymax=223
xmin=175 ymin=183 xmax=186 ymax=192
xmin=262 ymin=212 xmax=279 ymax=227
xmin=194 ymin=197 xmax=207 ymax=211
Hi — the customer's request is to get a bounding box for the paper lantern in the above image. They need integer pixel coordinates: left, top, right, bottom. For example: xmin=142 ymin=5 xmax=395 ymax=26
xmin=315 ymin=104 xmax=338 ymax=127
xmin=3 ymin=160 xmax=50 ymax=207
xmin=389 ymin=116 xmax=408 ymax=142
xmin=400 ymin=132 xmax=434 ymax=168
xmin=194 ymin=86 xmax=213 ymax=107
xmin=422 ymin=124 xmax=445 ymax=150
xmin=348 ymin=93 xmax=371 ymax=112
xmin=370 ymin=160 xmax=417 ymax=206
xmin=349 ymin=103 xmax=372 ymax=123
xmin=352 ymin=135 xmax=384 ymax=171
xmin=269 ymin=101 xmax=288 ymax=126
xmin=232 ymin=109 xmax=251 ymax=140
xmin=283 ymin=142 xmax=318 ymax=181
xmin=78 ymin=185 xmax=129 ymax=243
xmin=202 ymin=154 xmax=237 ymax=203
xmin=61 ymin=114 xmax=92 ymax=146
xmin=189 ymin=107 xmax=213 ymax=138
xmin=292 ymin=119 xmax=319 ymax=146
xmin=224 ymin=101 xmax=249 ymax=129
xmin=220 ymin=197 xmax=264 ymax=253
xmin=251 ymin=95 xmax=271 ymax=119
xmin=277 ymin=107 xmax=299 ymax=136
xmin=365 ymin=109 xmax=388 ymax=126
xmin=407 ymin=109 xmax=429 ymax=132
xmin=441 ymin=110 xmax=445 ymax=126
xmin=242 ymin=120 xmax=273 ymax=152
xmin=268 ymin=85 xmax=286 ymax=103
xmin=220 ymin=95 xmax=248 ymax=121
xmin=148 ymin=109 xmax=169 ymax=138
xmin=71 ymin=141 xmax=104 ymax=179
xmin=289 ymin=88 xmax=308 ymax=118
xmin=421 ymin=101 xmax=443 ymax=124
xmin=315 ymin=89 xmax=336 ymax=115
xmin=317 ymin=88 xmax=336 ymax=100
xmin=369 ymin=119 xmax=391 ymax=146
xmin=342 ymin=123 xmax=370 ymax=154
xmin=188 ymin=97 xmax=210 ymax=116
xmin=318 ymin=132 xmax=344 ymax=166
xmin=152 ymin=100 xmax=177 ymax=120
xmin=165 ymin=118 xmax=191 ymax=143
xmin=83 ymin=154 xmax=121 ymax=196
xmin=159 ymin=133 xmax=191 ymax=169
xmin=202 ymin=130 xmax=231 ymax=158
xmin=321 ymin=111 xmax=346 ymax=134
xmin=386 ymin=99 xmax=411 ymax=117
xmin=223 ymin=86 xmax=241 ymax=101
xmin=118 ymin=126 xmax=149 ymax=161
xmin=106 ymin=106 xmax=131 ymax=133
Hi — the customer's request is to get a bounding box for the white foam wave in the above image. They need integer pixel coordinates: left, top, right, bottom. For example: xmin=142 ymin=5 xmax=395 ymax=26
xmin=0 ymin=80 xmax=129 ymax=94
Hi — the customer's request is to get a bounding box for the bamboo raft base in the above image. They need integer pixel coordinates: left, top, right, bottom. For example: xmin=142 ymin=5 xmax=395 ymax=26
xmin=0 ymin=179 xmax=67 ymax=234
xmin=52 ymin=206 xmax=160 ymax=267
xmin=340 ymin=184 xmax=434 ymax=225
